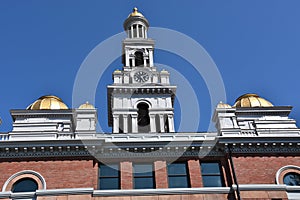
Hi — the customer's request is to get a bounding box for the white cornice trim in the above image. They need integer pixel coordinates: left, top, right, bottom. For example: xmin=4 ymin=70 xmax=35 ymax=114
xmin=93 ymin=187 xmax=231 ymax=196
xmin=36 ymin=188 xmax=93 ymax=196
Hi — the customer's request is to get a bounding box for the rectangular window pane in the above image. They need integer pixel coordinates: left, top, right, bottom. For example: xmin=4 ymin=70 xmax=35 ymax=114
xmin=134 ymin=164 xmax=153 ymax=177
xmin=134 ymin=177 xmax=154 ymax=189
xmin=202 ymin=176 xmax=223 ymax=187
xmin=201 ymin=163 xmax=221 ymax=175
xmin=100 ymin=178 xmax=119 ymax=190
xmin=100 ymin=164 xmax=119 ymax=177
xmin=168 ymin=176 xmax=189 ymax=188
xmin=168 ymin=163 xmax=187 ymax=175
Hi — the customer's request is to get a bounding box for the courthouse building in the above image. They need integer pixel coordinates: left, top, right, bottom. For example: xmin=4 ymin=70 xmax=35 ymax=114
xmin=0 ymin=8 xmax=300 ymax=200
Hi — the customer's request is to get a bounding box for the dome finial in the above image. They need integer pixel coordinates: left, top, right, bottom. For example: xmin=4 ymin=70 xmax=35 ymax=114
xmin=133 ymin=7 xmax=138 ymax=12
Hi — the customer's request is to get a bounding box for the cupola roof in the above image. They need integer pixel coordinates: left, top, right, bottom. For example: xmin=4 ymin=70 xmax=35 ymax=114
xmin=27 ymin=95 xmax=68 ymax=110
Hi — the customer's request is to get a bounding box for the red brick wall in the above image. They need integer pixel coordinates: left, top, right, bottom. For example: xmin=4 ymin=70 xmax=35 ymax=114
xmin=233 ymin=156 xmax=300 ymax=184
xmin=154 ymin=161 xmax=168 ymax=188
xmin=188 ymin=160 xmax=202 ymax=187
xmin=0 ymin=159 xmax=98 ymax=190
xmin=120 ymin=161 xmax=132 ymax=189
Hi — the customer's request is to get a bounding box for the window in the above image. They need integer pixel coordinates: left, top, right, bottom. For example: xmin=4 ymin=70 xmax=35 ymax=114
xmin=135 ymin=51 xmax=144 ymax=67
xmin=167 ymin=162 xmax=190 ymax=188
xmin=99 ymin=163 xmax=120 ymax=190
xmin=12 ymin=178 xmax=38 ymax=193
xmin=137 ymin=102 xmax=150 ymax=133
xmin=283 ymin=172 xmax=300 ymax=186
xmin=201 ymin=162 xmax=224 ymax=187
xmin=133 ymin=164 xmax=155 ymax=189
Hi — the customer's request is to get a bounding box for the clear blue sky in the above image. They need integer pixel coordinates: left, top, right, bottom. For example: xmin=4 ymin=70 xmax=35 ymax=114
xmin=1 ymin=0 xmax=300 ymax=132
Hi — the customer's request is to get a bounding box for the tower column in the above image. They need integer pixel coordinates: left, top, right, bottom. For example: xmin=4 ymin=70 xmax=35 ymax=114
xmin=123 ymin=114 xmax=128 ymax=133
xmin=159 ymin=114 xmax=165 ymax=133
xmin=149 ymin=49 xmax=153 ymax=67
xmin=168 ymin=114 xmax=175 ymax=133
xmin=113 ymin=114 xmax=120 ymax=133
xmin=130 ymin=26 xmax=134 ymax=38
xmin=142 ymin=26 xmax=145 ymax=38
xmin=149 ymin=114 xmax=156 ymax=133
xmin=131 ymin=113 xmax=138 ymax=133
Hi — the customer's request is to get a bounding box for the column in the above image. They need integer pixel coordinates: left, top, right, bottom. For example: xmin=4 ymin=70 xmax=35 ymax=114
xmin=113 ymin=114 xmax=119 ymax=133
xmin=168 ymin=114 xmax=175 ymax=133
xmin=149 ymin=49 xmax=153 ymax=67
xmin=142 ymin=26 xmax=145 ymax=38
xmin=125 ymin=49 xmax=130 ymax=67
xmin=123 ymin=114 xmax=128 ymax=133
xmin=130 ymin=26 xmax=134 ymax=38
xmin=159 ymin=114 xmax=165 ymax=133
xmin=131 ymin=113 xmax=138 ymax=133
xmin=149 ymin=114 xmax=156 ymax=133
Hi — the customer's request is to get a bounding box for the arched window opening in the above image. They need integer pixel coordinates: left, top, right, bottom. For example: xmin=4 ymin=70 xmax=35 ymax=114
xmin=135 ymin=51 xmax=144 ymax=67
xmin=164 ymin=115 xmax=169 ymax=133
xmin=137 ymin=103 xmax=150 ymax=133
xmin=138 ymin=25 xmax=143 ymax=38
xmin=284 ymin=172 xmax=300 ymax=186
xmin=12 ymin=178 xmax=38 ymax=193
xmin=133 ymin=24 xmax=137 ymax=38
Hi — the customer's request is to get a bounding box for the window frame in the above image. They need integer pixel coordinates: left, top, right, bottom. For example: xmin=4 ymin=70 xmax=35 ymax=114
xmin=167 ymin=162 xmax=190 ymax=188
xmin=98 ymin=163 xmax=120 ymax=190
xmin=200 ymin=161 xmax=224 ymax=187
xmin=133 ymin=163 xmax=155 ymax=189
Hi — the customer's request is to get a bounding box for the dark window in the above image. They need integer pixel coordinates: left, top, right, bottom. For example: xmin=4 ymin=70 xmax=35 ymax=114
xmin=12 ymin=178 xmax=38 ymax=193
xmin=283 ymin=172 xmax=300 ymax=186
xmin=133 ymin=164 xmax=155 ymax=189
xmin=99 ymin=163 xmax=120 ymax=190
xmin=133 ymin=24 xmax=137 ymax=37
xmin=167 ymin=162 xmax=190 ymax=188
xmin=137 ymin=103 xmax=150 ymax=133
xmin=138 ymin=25 xmax=143 ymax=38
xmin=135 ymin=51 xmax=144 ymax=67
xmin=201 ymin=162 xmax=224 ymax=187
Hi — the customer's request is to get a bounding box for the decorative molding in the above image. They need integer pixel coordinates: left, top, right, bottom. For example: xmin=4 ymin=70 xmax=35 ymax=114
xmin=276 ymin=165 xmax=300 ymax=184
xmin=2 ymin=170 xmax=46 ymax=192
xmin=36 ymin=188 xmax=93 ymax=196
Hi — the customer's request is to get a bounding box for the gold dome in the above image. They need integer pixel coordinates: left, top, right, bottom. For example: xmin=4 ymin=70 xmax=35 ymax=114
xmin=233 ymin=93 xmax=273 ymax=108
xmin=78 ymin=101 xmax=95 ymax=109
xmin=128 ymin=7 xmax=144 ymax=17
xmin=27 ymin=95 xmax=68 ymax=110
xmin=217 ymin=101 xmax=232 ymax=109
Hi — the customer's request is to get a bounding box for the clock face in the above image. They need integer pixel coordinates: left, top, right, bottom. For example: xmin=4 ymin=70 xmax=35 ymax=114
xmin=134 ymin=71 xmax=149 ymax=83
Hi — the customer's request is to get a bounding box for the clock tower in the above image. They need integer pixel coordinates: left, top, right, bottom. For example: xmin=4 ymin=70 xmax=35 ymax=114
xmin=107 ymin=8 xmax=176 ymax=133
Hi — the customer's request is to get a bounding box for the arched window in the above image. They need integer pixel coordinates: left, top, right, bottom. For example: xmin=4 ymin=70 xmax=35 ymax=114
xmin=137 ymin=102 xmax=150 ymax=133
xmin=12 ymin=178 xmax=38 ymax=193
xmin=283 ymin=172 xmax=300 ymax=186
xmin=135 ymin=51 xmax=144 ymax=67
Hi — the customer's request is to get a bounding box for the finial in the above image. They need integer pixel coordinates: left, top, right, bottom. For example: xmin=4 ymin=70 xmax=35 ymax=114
xmin=86 ymin=101 xmax=89 ymax=104
xmin=133 ymin=7 xmax=138 ymax=12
